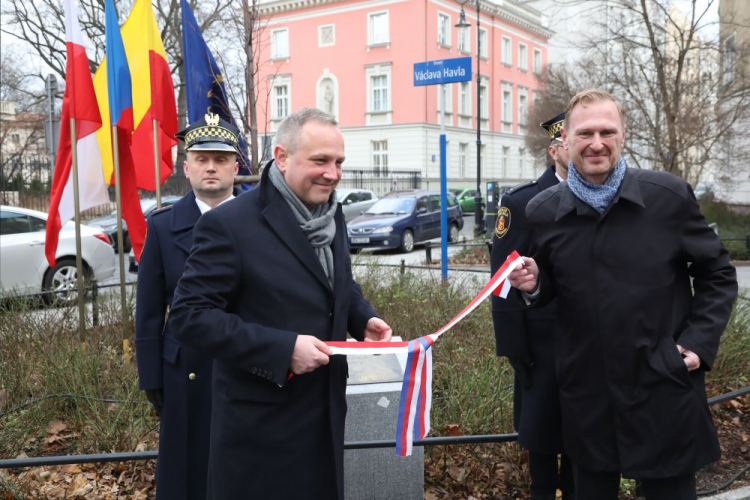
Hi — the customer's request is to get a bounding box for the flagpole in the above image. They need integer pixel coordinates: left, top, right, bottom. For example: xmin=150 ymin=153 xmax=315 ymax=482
xmin=153 ymin=119 xmax=161 ymax=209
xmin=112 ymin=126 xmax=130 ymax=361
xmin=69 ymin=117 xmax=87 ymax=342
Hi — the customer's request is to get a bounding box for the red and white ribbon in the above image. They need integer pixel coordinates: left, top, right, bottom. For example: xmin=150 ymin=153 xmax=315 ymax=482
xmin=327 ymin=251 xmax=523 ymax=456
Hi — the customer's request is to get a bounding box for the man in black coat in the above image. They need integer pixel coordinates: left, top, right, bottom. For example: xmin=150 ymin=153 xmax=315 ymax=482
xmin=508 ymin=89 xmax=737 ymax=500
xmin=168 ymin=107 xmax=393 ymax=499
xmin=491 ymin=112 xmax=574 ymax=500
xmin=135 ymin=113 xmax=240 ymax=499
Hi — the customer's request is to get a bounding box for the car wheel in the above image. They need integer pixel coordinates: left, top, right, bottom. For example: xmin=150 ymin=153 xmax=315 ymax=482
xmin=43 ymin=259 xmax=89 ymax=306
xmin=449 ymin=223 xmax=459 ymax=243
xmin=400 ymin=229 xmax=415 ymax=253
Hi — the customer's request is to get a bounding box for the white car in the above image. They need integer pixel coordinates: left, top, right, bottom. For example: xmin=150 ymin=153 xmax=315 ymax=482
xmin=0 ymin=206 xmax=116 ymax=305
xmin=337 ymin=188 xmax=379 ymax=222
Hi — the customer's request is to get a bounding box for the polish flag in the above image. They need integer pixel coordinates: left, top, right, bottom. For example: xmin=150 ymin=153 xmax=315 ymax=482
xmin=45 ymin=0 xmax=110 ymax=267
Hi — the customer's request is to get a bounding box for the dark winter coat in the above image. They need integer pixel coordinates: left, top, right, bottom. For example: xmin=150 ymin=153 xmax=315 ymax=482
xmin=524 ymin=167 xmax=737 ymax=479
xmin=168 ymin=164 xmax=378 ymax=500
xmin=135 ymin=190 xmax=212 ymax=500
xmin=490 ymin=165 xmax=563 ymax=454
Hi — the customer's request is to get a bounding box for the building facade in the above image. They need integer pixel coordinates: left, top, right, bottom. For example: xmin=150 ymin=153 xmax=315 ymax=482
xmin=256 ymin=0 xmax=553 ymax=194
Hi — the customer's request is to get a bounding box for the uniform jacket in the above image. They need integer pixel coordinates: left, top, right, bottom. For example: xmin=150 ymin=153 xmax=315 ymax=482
xmin=135 ymin=190 xmax=213 ymax=500
xmin=168 ymin=163 xmax=378 ymax=500
xmin=525 ymin=167 xmax=737 ymax=478
xmin=490 ymin=165 xmax=563 ymax=453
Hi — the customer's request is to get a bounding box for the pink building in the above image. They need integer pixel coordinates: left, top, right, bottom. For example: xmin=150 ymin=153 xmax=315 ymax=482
xmin=257 ymin=0 xmax=553 ymax=192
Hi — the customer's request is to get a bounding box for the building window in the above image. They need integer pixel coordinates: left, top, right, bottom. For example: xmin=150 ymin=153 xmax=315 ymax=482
xmin=459 ymin=81 xmax=471 ymax=115
xmin=502 ymin=36 xmax=511 ymax=65
xmin=372 ymin=140 xmax=388 ymax=175
xmin=502 ymin=146 xmax=509 ymax=178
xmin=478 ymin=28 xmax=488 ymax=58
xmin=274 ymin=85 xmax=289 ymax=119
xmin=319 ymin=24 xmax=335 ymax=47
xmin=723 ymin=33 xmax=736 ymax=87
xmin=459 ymin=142 xmax=468 ymax=178
xmin=458 ymin=26 xmax=470 ymax=52
xmin=368 ymin=11 xmax=389 ymax=46
xmin=518 ymin=148 xmax=525 ymax=178
xmin=518 ymin=88 xmax=528 ymax=127
xmin=271 ymin=29 xmax=289 ymax=59
xmin=438 ymin=12 xmax=451 ymax=46
xmin=479 ymin=80 xmax=488 ymax=117
xmin=533 ymin=48 xmax=542 ymax=74
xmin=502 ymin=83 xmax=513 ymax=124
xmin=437 ymin=84 xmax=453 ymax=119
xmin=518 ymin=43 xmax=527 ymax=71
xmin=372 ymin=75 xmax=388 ymax=112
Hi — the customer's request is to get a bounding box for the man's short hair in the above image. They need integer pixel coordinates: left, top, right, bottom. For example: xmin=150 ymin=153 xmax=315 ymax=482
xmin=275 ymin=108 xmax=338 ymax=155
xmin=564 ymin=88 xmax=625 ymax=130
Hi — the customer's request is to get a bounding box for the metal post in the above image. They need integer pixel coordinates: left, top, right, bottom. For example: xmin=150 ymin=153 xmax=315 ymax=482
xmin=112 ymin=127 xmax=130 ymax=360
xmin=473 ymin=0 xmax=484 ymax=238
xmin=92 ymin=280 xmax=99 ymax=327
xmin=70 ymin=117 xmax=86 ymax=342
xmin=439 ymin=83 xmax=448 ymax=281
xmin=153 ymin=119 xmax=162 ymax=209
xmin=400 ymin=259 xmax=406 ymax=275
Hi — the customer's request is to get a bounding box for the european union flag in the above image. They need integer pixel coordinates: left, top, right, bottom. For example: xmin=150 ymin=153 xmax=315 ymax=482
xmin=181 ymin=0 xmax=251 ymax=180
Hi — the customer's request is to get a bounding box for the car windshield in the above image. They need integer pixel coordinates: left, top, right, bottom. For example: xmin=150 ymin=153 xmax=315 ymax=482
xmin=366 ymin=197 xmax=416 ymax=215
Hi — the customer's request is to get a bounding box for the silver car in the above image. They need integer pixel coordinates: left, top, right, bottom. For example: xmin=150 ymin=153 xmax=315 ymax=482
xmin=0 ymin=206 xmax=116 ymax=305
xmin=337 ymin=188 xmax=378 ymax=222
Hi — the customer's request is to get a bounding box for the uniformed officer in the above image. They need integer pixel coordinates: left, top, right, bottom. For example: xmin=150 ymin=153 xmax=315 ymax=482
xmin=135 ymin=113 xmax=239 ymax=499
xmin=490 ymin=112 xmax=575 ymax=500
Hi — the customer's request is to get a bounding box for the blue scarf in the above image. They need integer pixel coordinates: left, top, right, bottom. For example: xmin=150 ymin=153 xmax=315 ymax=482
xmin=566 ymin=156 xmax=627 ymax=214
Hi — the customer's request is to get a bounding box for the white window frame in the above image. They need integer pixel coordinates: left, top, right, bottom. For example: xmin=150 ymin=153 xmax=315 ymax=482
xmin=502 ymin=146 xmax=509 ymax=178
xmin=372 ymin=140 xmax=388 ymax=175
xmin=459 ymin=81 xmax=472 ymax=116
xmin=438 ymin=12 xmax=451 ymax=47
xmin=518 ymin=43 xmax=528 ymax=71
xmin=518 ymin=148 xmax=525 ymax=178
xmin=318 ymin=24 xmax=335 ymax=47
xmin=723 ymin=32 xmax=736 ymax=87
xmin=271 ymin=28 xmax=289 ymax=60
xmin=502 ymin=36 xmax=512 ymax=65
xmin=368 ymin=11 xmax=390 ymax=47
xmin=479 ymin=27 xmax=488 ymax=58
xmin=437 ymin=84 xmax=453 ymax=122
xmin=533 ymin=48 xmax=542 ymax=74
xmin=501 ymin=82 xmax=513 ymax=125
xmin=366 ymin=63 xmax=392 ymax=125
xmin=479 ymin=79 xmax=488 ymax=117
xmin=518 ymin=87 xmax=528 ymax=127
xmin=270 ymin=75 xmax=292 ymax=122
xmin=458 ymin=26 xmax=470 ymax=53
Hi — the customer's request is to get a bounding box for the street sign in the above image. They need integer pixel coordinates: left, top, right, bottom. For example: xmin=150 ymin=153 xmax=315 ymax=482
xmin=413 ymin=57 xmax=472 ymax=87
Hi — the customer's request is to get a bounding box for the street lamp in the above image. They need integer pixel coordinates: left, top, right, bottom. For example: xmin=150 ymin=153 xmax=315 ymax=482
xmin=456 ymin=0 xmax=484 ymax=237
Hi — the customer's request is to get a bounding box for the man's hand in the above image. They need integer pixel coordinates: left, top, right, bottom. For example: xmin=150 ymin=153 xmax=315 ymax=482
xmin=363 ymin=317 xmax=393 ymax=342
xmin=145 ymin=389 xmax=163 ymax=416
xmin=677 ymin=344 xmax=701 ymax=371
xmin=507 ymin=257 xmax=539 ymax=293
xmin=291 ymin=335 xmax=332 ymax=375
xmin=507 ymin=357 xmax=533 ymax=388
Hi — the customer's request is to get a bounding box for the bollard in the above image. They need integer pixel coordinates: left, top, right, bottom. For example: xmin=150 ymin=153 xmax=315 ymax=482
xmin=425 ymin=241 xmax=432 ymax=264
xmin=400 ymin=259 xmax=405 ymax=275
xmin=91 ymin=280 xmax=99 ymax=327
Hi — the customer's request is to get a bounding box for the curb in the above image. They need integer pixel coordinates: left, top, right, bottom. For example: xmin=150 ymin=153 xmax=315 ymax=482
xmin=703 ymin=486 xmax=750 ymax=500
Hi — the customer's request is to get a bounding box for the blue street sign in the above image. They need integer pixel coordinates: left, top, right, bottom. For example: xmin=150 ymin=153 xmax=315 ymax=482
xmin=413 ymin=57 xmax=472 ymax=86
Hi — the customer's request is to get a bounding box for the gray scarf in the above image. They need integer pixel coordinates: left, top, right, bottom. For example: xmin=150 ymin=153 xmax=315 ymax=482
xmin=268 ymin=162 xmax=337 ymax=288
xmin=566 ymin=156 xmax=627 ymax=214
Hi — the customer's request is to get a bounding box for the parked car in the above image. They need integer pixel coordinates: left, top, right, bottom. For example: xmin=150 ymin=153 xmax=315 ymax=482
xmin=88 ymin=196 xmax=180 ymax=252
xmin=0 ymin=206 xmax=116 ymax=305
xmin=337 ymin=188 xmax=379 ymax=222
xmin=450 ymin=188 xmax=484 ymax=212
xmin=348 ymin=190 xmax=464 ymax=253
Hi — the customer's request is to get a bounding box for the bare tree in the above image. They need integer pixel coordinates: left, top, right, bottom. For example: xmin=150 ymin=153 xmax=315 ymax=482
xmin=534 ymin=0 xmax=750 ymax=186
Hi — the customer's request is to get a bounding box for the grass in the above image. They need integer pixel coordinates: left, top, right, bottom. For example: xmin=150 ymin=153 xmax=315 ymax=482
xmin=0 ymin=265 xmax=748 ymax=498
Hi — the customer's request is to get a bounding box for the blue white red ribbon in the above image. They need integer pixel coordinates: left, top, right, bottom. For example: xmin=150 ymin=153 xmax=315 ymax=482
xmin=327 ymin=251 xmax=523 ymax=456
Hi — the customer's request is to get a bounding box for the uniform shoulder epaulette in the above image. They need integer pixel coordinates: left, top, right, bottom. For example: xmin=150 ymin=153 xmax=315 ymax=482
xmin=151 ymin=205 xmax=174 ymax=217
xmin=505 ymin=180 xmax=538 ymax=196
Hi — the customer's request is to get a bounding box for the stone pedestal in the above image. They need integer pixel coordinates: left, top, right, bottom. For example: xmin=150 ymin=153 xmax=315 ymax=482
xmin=344 ymin=341 xmax=424 ymax=500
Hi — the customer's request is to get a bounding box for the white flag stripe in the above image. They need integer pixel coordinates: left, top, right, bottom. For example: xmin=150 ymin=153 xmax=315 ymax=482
xmin=58 ymin=133 xmax=110 ymax=226
xmin=64 ymin=0 xmax=85 ymax=45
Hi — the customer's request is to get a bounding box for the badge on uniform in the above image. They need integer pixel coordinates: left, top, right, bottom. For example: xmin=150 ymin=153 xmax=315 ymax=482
xmin=495 ymin=207 xmax=511 ymax=239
